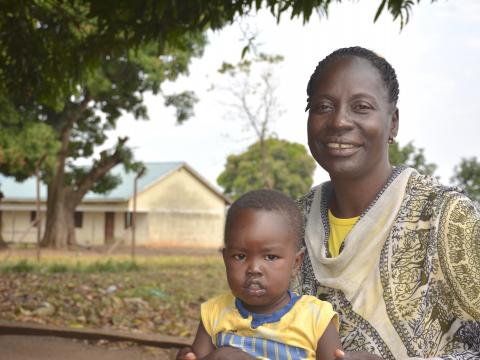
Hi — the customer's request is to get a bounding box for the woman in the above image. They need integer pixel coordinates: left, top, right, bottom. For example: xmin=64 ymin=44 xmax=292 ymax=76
xmin=178 ymin=47 xmax=480 ymax=360
xmin=298 ymin=46 xmax=480 ymax=359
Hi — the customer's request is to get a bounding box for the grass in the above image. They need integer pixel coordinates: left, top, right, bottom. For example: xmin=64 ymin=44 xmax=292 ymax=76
xmin=0 ymin=249 xmax=228 ymax=338
xmin=0 ymin=254 xmax=223 ymax=273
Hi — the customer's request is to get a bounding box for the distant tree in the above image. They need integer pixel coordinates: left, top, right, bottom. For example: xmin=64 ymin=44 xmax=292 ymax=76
xmin=451 ymin=157 xmax=480 ymax=202
xmin=217 ymin=45 xmax=285 ymax=188
xmin=0 ymin=119 xmax=59 ymax=248
xmin=218 ymin=138 xmax=316 ymax=200
xmin=389 ymin=141 xmax=437 ymax=176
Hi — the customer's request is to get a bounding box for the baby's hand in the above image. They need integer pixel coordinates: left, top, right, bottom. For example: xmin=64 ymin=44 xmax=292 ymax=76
xmin=176 ymin=347 xmax=197 ymax=360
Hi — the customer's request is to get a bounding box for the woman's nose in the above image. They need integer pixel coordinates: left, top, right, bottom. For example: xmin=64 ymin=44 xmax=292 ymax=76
xmin=329 ymin=107 xmax=353 ymax=130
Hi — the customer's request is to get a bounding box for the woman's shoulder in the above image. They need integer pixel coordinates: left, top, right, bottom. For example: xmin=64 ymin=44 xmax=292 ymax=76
xmin=297 ymin=182 xmax=330 ymax=213
xmin=407 ymin=169 xmax=476 ymax=205
xmin=404 ymin=169 xmax=480 ymax=227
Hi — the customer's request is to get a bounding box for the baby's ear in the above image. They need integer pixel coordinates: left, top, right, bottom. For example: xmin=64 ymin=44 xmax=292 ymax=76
xmin=221 ymin=247 xmax=227 ymax=261
xmin=293 ymin=247 xmax=305 ymax=274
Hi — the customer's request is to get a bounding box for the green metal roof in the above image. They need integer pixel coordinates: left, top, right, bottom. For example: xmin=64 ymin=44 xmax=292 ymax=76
xmin=0 ymin=162 xmax=184 ymax=201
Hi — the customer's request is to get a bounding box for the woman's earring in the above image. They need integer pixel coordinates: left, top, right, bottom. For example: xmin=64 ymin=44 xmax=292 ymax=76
xmin=388 ymin=137 xmax=394 ymax=144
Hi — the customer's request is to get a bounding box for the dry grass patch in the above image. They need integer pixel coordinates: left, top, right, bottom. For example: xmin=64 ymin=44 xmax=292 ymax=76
xmin=0 ymin=247 xmax=228 ymax=339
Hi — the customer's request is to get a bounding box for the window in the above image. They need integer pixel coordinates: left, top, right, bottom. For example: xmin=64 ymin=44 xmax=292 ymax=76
xmin=30 ymin=211 xmax=39 ymax=227
xmin=124 ymin=212 xmax=132 ymax=229
xmin=74 ymin=212 xmax=83 ymax=228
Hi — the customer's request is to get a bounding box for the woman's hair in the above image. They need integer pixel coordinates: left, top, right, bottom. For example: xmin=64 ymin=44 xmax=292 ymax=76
xmin=224 ymin=189 xmax=303 ymax=248
xmin=305 ymin=46 xmax=399 ymax=111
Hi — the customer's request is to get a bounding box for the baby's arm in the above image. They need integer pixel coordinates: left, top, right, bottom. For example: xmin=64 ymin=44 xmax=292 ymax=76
xmin=191 ymin=320 xmax=216 ymax=359
xmin=316 ymin=319 xmax=342 ymax=360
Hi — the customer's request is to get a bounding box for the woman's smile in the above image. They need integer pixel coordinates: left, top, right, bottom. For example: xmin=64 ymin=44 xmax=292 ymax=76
xmin=323 ymin=141 xmax=361 ymax=157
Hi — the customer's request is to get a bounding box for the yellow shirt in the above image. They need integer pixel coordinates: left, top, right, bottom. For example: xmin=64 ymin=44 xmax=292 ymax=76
xmin=327 ymin=210 xmax=359 ymax=257
xmin=201 ymin=292 xmax=338 ymax=360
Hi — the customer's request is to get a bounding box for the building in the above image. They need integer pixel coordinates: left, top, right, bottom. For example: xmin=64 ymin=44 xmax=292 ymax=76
xmin=0 ymin=162 xmax=230 ymax=247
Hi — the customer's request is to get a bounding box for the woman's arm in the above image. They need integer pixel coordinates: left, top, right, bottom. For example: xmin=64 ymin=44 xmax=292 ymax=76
xmin=316 ymin=319 xmax=343 ymax=360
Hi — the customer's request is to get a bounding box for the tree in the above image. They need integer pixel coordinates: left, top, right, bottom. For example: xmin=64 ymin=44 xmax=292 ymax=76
xmin=0 ymin=0 xmax=427 ymax=108
xmin=0 ymin=117 xmax=59 ymax=248
xmin=451 ymin=157 xmax=480 ymax=202
xmin=389 ymin=140 xmax=437 ymax=176
xmin=0 ymin=0 xmax=431 ymax=247
xmin=40 ymin=39 xmax=204 ymax=248
xmin=218 ymin=138 xmax=316 ymax=200
xmin=217 ymin=48 xmax=285 ymax=188
xmin=0 ymin=35 xmax=205 ymax=248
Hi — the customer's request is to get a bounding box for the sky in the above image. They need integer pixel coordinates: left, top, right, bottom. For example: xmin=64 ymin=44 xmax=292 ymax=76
xmin=110 ymin=0 xmax=480 ymax=190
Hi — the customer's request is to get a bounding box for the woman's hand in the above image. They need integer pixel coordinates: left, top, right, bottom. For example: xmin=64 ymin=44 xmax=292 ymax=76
xmin=335 ymin=349 xmax=382 ymax=360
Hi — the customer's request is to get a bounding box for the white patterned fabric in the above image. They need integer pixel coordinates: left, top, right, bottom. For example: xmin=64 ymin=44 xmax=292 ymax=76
xmin=294 ymin=167 xmax=480 ymax=360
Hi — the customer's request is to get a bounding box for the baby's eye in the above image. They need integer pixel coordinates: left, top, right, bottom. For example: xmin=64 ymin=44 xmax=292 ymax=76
xmin=265 ymin=255 xmax=279 ymax=261
xmin=233 ymin=254 xmax=246 ymax=261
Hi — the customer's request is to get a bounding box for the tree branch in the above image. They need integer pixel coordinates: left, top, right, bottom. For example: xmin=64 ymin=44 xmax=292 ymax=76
xmin=71 ymin=136 xmax=129 ymax=205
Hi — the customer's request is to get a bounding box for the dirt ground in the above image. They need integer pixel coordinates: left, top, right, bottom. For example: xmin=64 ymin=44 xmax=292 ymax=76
xmin=0 ymin=335 xmax=176 ymax=360
xmin=1 ymin=245 xmax=212 ymax=359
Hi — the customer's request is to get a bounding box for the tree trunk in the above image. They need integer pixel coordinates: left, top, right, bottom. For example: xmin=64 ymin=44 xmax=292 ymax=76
xmin=41 ymin=185 xmax=77 ymax=248
xmin=0 ymin=235 xmax=7 ymax=249
xmin=41 ymin=138 xmax=128 ymax=248
xmin=0 ymin=195 xmax=7 ymax=248
xmin=259 ymin=139 xmax=274 ymax=189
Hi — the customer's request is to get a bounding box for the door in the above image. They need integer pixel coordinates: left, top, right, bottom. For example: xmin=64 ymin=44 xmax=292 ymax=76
xmin=104 ymin=212 xmax=115 ymax=244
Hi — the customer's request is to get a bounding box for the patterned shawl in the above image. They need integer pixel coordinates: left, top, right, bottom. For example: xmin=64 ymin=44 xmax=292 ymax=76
xmin=295 ymin=167 xmax=480 ymax=359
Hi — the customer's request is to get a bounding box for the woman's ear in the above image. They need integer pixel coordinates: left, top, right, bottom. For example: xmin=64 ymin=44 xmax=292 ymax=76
xmin=390 ymin=107 xmax=399 ymax=139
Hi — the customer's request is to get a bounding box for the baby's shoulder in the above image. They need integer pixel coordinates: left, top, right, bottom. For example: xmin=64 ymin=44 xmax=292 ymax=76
xmin=202 ymin=292 xmax=234 ymax=310
xmin=295 ymin=294 xmax=334 ymax=311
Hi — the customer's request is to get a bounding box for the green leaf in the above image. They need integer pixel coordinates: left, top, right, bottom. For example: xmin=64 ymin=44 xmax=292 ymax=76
xmin=374 ymin=0 xmax=387 ymax=22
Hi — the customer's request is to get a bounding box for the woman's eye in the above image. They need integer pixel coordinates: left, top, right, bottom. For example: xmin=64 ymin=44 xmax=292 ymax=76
xmin=265 ymin=255 xmax=279 ymax=261
xmin=311 ymin=102 xmax=333 ymax=113
xmin=233 ymin=254 xmax=246 ymax=261
xmin=353 ymin=102 xmax=372 ymax=112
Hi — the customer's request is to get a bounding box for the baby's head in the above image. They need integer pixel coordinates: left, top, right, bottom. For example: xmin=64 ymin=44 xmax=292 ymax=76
xmin=223 ymin=189 xmax=304 ymax=314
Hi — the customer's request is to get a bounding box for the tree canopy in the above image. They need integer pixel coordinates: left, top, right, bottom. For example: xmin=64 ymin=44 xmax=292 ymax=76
xmin=217 ymin=138 xmax=316 ymax=200
xmin=0 ymin=0 xmax=426 ymax=109
xmin=389 ymin=140 xmax=437 ymax=176
xmin=451 ymin=157 xmax=480 ymax=202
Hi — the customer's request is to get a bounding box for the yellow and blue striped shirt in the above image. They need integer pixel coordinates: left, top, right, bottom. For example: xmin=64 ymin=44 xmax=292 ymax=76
xmin=201 ymin=292 xmax=338 ymax=360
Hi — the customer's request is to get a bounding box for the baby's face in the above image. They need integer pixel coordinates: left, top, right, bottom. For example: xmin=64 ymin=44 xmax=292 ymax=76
xmin=223 ymin=208 xmax=302 ymax=314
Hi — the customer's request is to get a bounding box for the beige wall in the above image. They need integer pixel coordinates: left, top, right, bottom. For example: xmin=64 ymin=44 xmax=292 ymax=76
xmin=136 ymin=168 xmax=226 ymax=213
xmin=146 ymin=211 xmax=224 ymax=247
xmin=1 ymin=211 xmax=42 ymax=244
xmin=0 ymin=210 xmax=116 ymax=246
xmin=134 ymin=168 xmax=226 ymax=247
xmin=76 ymin=212 xmax=105 ymax=246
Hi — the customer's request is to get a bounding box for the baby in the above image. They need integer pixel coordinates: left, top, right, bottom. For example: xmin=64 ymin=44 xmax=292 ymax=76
xmin=182 ymin=189 xmax=341 ymax=360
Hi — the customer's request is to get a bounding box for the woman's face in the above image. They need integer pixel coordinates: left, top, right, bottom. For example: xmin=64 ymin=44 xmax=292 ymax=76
xmin=307 ymin=56 xmax=398 ymax=181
